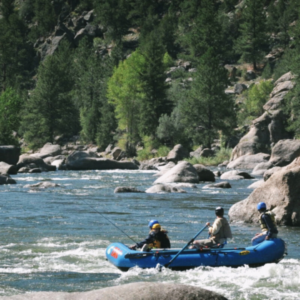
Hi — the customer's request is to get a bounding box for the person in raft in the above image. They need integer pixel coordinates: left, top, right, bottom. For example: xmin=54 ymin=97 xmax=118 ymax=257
xmin=251 ymin=202 xmax=278 ymax=246
xmin=190 ymin=206 xmax=232 ymax=249
xmin=130 ymin=220 xmax=171 ymax=251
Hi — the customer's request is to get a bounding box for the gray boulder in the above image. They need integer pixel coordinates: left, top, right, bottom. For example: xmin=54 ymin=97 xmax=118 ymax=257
xmin=0 ymin=282 xmax=228 ymax=300
xmin=65 ymin=151 xmax=138 ymax=170
xmin=154 ymin=161 xmax=199 ymax=184
xmin=190 ymin=146 xmax=203 ymax=158
xmin=146 ymin=184 xmax=186 ymax=193
xmin=114 ymin=187 xmax=144 ymax=193
xmin=229 ymin=157 xmax=300 ymax=226
xmin=167 ymin=144 xmax=189 ymax=162
xmin=234 ymin=83 xmax=248 ymax=94
xmin=269 ymin=139 xmax=300 ymax=166
xmin=17 ymin=155 xmax=56 ymax=172
xmin=227 ymin=153 xmax=270 ymax=170
xmin=199 ymin=148 xmax=215 ymax=158
xmin=193 ymin=164 xmax=215 ymax=182
xmin=0 ymin=145 xmax=20 ymax=165
xmin=154 ymin=162 xmax=176 ymax=177
xmin=220 ymin=170 xmax=253 ymax=180
xmin=36 ymin=143 xmax=62 ymax=159
xmin=252 ymin=161 xmax=275 ymax=176
xmin=0 ymin=162 xmax=18 ymax=175
xmin=24 ymin=181 xmax=60 ymax=189
xmin=0 ymin=174 xmax=16 ymax=185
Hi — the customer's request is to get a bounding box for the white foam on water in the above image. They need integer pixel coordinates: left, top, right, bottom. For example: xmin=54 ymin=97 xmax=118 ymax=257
xmin=110 ymin=259 xmax=300 ymax=300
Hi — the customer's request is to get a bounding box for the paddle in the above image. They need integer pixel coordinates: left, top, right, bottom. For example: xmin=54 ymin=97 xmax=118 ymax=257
xmin=158 ymin=224 xmax=208 ymax=270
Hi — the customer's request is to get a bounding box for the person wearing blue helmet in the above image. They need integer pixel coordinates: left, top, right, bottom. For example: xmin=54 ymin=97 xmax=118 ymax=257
xmin=251 ymin=202 xmax=278 ymax=245
xmin=130 ymin=220 xmax=170 ymax=250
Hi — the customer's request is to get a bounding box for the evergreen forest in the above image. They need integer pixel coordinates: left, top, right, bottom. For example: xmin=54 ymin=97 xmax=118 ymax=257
xmin=1 ymin=0 xmax=300 ymax=159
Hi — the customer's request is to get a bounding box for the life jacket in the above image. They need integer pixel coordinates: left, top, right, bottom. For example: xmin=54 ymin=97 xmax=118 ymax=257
xmin=259 ymin=211 xmax=277 ymax=232
xmin=148 ymin=230 xmax=171 ymax=249
xmin=213 ymin=217 xmax=232 ymax=241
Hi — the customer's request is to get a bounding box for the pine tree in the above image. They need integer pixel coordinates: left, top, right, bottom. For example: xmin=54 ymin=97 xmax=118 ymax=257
xmin=0 ymin=88 xmax=22 ymax=145
xmin=72 ymin=38 xmax=115 ymax=147
xmin=180 ymin=48 xmax=236 ymax=148
xmin=21 ymin=42 xmax=79 ymax=148
xmin=235 ymin=0 xmax=269 ymax=70
xmin=94 ymin=0 xmax=131 ymax=43
xmin=0 ymin=4 xmax=34 ymax=92
xmin=179 ymin=0 xmax=224 ymax=59
xmin=138 ymin=29 xmax=172 ymax=137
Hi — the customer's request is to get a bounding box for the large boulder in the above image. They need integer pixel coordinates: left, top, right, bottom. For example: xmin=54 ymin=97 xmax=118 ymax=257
xmin=17 ymin=155 xmax=56 ymax=172
xmin=167 ymin=144 xmax=189 ymax=163
xmin=193 ymin=164 xmax=215 ymax=182
xmin=227 ymin=153 xmax=270 ymax=170
xmin=0 ymin=162 xmax=18 ymax=175
xmin=64 ymin=151 xmax=138 ymax=170
xmin=154 ymin=161 xmax=199 ymax=184
xmin=0 ymin=146 xmax=20 ymax=165
xmin=0 ymin=282 xmax=228 ymax=300
xmin=0 ymin=174 xmax=16 ymax=185
xmin=36 ymin=143 xmax=62 ymax=159
xmin=269 ymin=139 xmax=300 ymax=166
xmin=229 ymin=157 xmax=300 ymax=226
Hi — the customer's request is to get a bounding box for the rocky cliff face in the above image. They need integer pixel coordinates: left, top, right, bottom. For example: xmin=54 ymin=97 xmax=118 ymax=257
xmin=230 ymin=72 xmax=294 ymax=162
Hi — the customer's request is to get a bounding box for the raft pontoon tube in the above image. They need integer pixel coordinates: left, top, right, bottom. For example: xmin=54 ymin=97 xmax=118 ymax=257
xmin=105 ymin=238 xmax=287 ymax=271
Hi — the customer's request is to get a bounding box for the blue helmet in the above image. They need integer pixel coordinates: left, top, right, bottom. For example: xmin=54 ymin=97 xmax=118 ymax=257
xmin=148 ymin=219 xmax=159 ymax=229
xmin=257 ymin=202 xmax=266 ymax=211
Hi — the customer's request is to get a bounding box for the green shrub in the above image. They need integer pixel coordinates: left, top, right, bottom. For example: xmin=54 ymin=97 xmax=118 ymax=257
xmin=185 ymin=148 xmax=232 ymax=166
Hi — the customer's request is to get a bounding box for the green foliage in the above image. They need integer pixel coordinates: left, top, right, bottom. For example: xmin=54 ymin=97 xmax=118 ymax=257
xmin=30 ymin=0 xmax=57 ymax=38
xmin=0 ymin=8 xmax=34 ymax=92
xmin=21 ymin=42 xmax=79 ymax=148
xmin=180 ymin=48 xmax=236 ymax=148
xmin=237 ymin=80 xmax=273 ymax=125
xmin=186 ymin=148 xmax=232 ymax=166
xmin=179 ymin=0 xmax=224 ymax=60
xmin=235 ymin=0 xmax=269 ymax=70
xmin=94 ymin=0 xmax=131 ymax=43
xmin=72 ymin=38 xmax=115 ymax=147
xmin=136 ymin=136 xmax=169 ymax=161
xmin=107 ymin=49 xmax=144 ymax=147
xmin=138 ymin=29 xmax=172 ymax=136
xmin=0 ymin=88 xmax=22 ymax=145
xmin=163 ymin=52 xmax=174 ymax=68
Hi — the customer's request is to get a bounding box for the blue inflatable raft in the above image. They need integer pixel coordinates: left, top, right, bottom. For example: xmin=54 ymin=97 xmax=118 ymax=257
xmin=105 ymin=238 xmax=287 ymax=271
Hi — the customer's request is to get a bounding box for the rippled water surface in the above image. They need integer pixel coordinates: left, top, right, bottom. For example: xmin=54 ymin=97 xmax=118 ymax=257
xmin=1 ymin=169 xmax=300 ymax=299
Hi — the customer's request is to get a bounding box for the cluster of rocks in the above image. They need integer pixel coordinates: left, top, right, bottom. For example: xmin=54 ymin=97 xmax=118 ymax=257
xmin=225 ymin=72 xmax=300 ymax=226
xmin=0 ymin=142 xmax=139 ymax=185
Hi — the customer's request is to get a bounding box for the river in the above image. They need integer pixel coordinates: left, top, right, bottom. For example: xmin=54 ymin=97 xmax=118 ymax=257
xmin=0 ymin=169 xmax=300 ymax=299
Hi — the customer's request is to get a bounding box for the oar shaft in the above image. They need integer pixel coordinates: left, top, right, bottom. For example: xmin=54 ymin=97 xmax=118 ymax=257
xmin=164 ymin=224 xmax=208 ymax=268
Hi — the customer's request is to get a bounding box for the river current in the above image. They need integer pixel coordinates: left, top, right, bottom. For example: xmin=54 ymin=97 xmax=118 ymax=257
xmin=0 ymin=169 xmax=300 ymax=299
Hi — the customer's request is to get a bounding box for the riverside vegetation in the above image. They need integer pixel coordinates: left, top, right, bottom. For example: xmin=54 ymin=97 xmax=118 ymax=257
xmin=1 ymin=0 xmax=300 ymax=162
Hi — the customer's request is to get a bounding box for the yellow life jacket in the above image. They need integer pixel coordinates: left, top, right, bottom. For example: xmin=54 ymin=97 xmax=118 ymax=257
xmin=259 ymin=211 xmax=276 ymax=231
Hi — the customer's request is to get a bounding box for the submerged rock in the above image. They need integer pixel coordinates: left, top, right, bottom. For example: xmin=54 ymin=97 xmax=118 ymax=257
xmin=146 ymin=184 xmax=186 ymax=193
xmin=114 ymin=187 xmax=144 ymax=193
